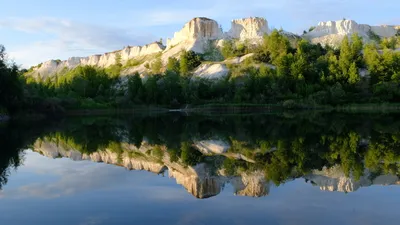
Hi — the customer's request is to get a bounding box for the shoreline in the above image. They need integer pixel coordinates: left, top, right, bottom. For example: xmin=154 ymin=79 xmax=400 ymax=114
xmin=7 ymin=103 xmax=400 ymax=120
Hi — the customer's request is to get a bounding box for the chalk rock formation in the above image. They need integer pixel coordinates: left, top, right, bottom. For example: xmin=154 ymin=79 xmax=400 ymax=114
xmin=305 ymin=165 xmax=400 ymax=193
xmin=166 ymin=17 xmax=223 ymax=54
xmin=28 ymin=17 xmax=275 ymax=78
xmin=192 ymin=63 xmax=229 ymax=80
xmin=194 ymin=140 xmax=231 ymax=154
xmin=30 ymin=42 xmax=165 ymax=78
xmin=169 ymin=163 xmax=222 ymax=199
xmin=167 ymin=17 xmax=223 ymax=47
xmin=304 ymin=19 xmax=399 ymax=46
xmin=34 ymin=140 xmax=166 ymax=173
xmin=230 ymin=171 xmax=270 ymax=197
xmin=165 ymin=17 xmax=271 ymax=55
xmin=32 ymin=139 xmax=270 ymax=198
xmin=223 ymin=53 xmax=255 ymax=64
xmin=228 ymin=17 xmax=270 ymax=40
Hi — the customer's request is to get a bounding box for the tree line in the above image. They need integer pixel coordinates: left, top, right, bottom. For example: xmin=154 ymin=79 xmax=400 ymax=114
xmin=1 ymin=30 xmax=400 ymax=116
xmin=17 ymin=113 xmax=400 ymax=186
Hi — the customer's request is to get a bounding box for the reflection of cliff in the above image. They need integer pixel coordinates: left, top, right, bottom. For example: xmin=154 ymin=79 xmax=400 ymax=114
xmin=33 ymin=140 xmax=270 ymax=199
xmin=305 ymin=166 xmax=400 ymax=193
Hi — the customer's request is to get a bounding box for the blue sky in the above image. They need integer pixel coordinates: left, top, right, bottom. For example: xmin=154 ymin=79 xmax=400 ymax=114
xmin=1 ymin=0 xmax=399 ymax=67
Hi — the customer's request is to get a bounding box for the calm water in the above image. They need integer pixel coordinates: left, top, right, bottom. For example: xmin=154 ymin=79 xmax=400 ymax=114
xmin=1 ymin=113 xmax=400 ymax=225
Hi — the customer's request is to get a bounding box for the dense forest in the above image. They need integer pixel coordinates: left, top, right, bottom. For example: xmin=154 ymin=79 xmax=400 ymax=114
xmin=1 ymin=30 xmax=400 ymax=117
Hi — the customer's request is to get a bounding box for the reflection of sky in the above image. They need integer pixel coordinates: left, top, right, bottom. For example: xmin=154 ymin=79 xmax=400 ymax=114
xmin=0 ymin=150 xmax=399 ymax=225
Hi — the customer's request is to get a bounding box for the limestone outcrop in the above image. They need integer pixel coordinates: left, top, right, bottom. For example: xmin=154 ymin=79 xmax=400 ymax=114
xmin=304 ymin=166 xmax=400 ymax=193
xmin=230 ymin=171 xmax=270 ymax=197
xmin=194 ymin=140 xmax=231 ymax=154
xmin=32 ymin=139 xmax=269 ymax=199
xmin=29 ymin=42 xmax=165 ymax=78
xmin=27 ymin=17 xmax=398 ymax=80
xmin=165 ymin=17 xmax=270 ymax=54
xmin=166 ymin=17 xmax=223 ymax=52
xmin=228 ymin=17 xmax=270 ymax=41
xmin=27 ymin=17 xmax=278 ymax=79
xmin=304 ymin=19 xmax=399 ymax=46
xmin=192 ymin=63 xmax=229 ymax=80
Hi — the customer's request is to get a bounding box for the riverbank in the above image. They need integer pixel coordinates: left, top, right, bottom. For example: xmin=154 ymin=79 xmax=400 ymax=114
xmin=176 ymin=103 xmax=400 ymax=114
xmin=7 ymin=102 xmax=400 ymax=121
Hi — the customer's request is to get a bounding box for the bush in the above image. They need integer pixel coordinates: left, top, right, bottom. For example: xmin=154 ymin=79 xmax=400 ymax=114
xmin=180 ymin=50 xmax=201 ymax=75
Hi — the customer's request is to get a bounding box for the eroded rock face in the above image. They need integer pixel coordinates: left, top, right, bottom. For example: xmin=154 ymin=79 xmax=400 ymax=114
xmin=30 ymin=42 xmax=165 ymax=78
xmin=168 ymin=164 xmax=222 ymax=199
xmin=29 ymin=17 xmax=275 ymax=78
xmin=192 ymin=63 xmax=229 ymax=80
xmin=228 ymin=17 xmax=270 ymax=40
xmin=166 ymin=17 xmax=223 ymax=51
xmin=304 ymin=19 xmax=398 ymax=46
xmin=230 ymin=171 xmax=270 ymax=197
xmin=32 ymin=140 xmax=271 ymax=198
xmin=305 ymin=166 xmax=400 ymax=193
xmin=34 ymin=140 xmax=166 ymax=174
xmin=194 ymin=140 xmax=231 ymax=154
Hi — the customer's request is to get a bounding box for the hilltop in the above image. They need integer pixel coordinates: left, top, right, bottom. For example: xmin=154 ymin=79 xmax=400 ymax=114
xmin=25 ymin=17 xmax=399 ymax=80
xmin=2 ymin=16 xmax=400 ymax=117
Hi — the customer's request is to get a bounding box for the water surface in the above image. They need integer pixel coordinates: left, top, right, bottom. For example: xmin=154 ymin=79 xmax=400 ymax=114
xmin=1 ymin=113 xmax=400 ymax=225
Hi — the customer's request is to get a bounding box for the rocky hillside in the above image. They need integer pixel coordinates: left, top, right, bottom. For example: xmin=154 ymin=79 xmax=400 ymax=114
xmin=25 ymin=17 xmax=399 ymax=80
xmin=304 ymin=19 xmax=400 ymax=46
xmin=33 ymin=138 xmax=400 ymax=197
xmin=33 ymin=139 xmax=270 ymax=199
xmin=27 ymin=17 xmax=272 ymax=79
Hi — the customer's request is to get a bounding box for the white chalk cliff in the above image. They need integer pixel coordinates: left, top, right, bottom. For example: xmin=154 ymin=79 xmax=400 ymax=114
xmin=228 ymin=17 xmax=270 ymax=41
xmin=28 ymin=17 xmax=272 ymax=79
xmin=304 ymin=19 xmax=399 ymax=46
xmin=27 ymin=17 xmax=399 ymax=79
xmin=166 ymin=17 xmax=223 ymax=53
xmin=29 ymin=42 xmax=165 ymax=78
xmin=304 ymin=165 xmax=400 ymax=193
xmin=33 ymin=139 xmax=270 ymax=199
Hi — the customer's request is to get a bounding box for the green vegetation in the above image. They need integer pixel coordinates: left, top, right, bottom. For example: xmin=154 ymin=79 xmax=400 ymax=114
xmin=2 ymin=28 xmax=400 ymax=118
xmin=179 ymin=50 xmax=201 ymax=75
xmin=150 ymin=56 xmax=163 ymax=74
xmin=368 ymin=30 xmax=381 ymax=43
xmin=105 ymin=52 xmax=123 ymax=77
xmin=221 ymin=39 xmax=248 ymax=59
xmin=3 ymin=113 xmax=400 ymax=188
xmin=0 ymin=45 xmax=23 ymax=115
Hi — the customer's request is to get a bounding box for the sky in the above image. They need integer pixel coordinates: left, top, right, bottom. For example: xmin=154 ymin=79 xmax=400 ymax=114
xmin=1 ymin=0 xmax=399 ymax=68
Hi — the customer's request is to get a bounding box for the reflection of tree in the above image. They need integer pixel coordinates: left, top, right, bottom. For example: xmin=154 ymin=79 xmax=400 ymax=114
xmin=4 ymin=113 xmax=400 ymax=190
xmin=0 ymin=121 xmax=53 ymax=189
xmin=366 ymin=133 xmax=400 ymax=175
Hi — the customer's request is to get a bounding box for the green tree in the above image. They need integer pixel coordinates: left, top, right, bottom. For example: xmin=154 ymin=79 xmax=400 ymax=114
xmin=255 ymin=30 xmax=291 ymax=64
xmin=180 ymin=50 xmax=201 ymax=76
xmin=221 ymin=40 xmax=235 ymax=59
xmin=127 ymin=72 xmax=144 ymax=103
xmin=348 ymin=62 xmax=360 ymax=84
xmin=381 ymin=37 xmax=397 ymax=50
xmin=150 ymin=57 xmax=163 ymax=74
xmin=144 ymin=75 xmax=159 ymax=104
xmin=0 ymin=45 xmax=23 ymax=114
xmin=166 ymin=57 xmax=180 ymax=74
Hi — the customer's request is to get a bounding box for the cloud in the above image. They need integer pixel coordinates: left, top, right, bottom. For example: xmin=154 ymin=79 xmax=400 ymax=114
xmin=0 ymin=151 xmax=133 ymax=199
xmin=0 ymin=17 xmax=155 ymax=67
xmin=132 ymin=0 xmax=283 ymax=27
xmin=0 ymin=163 xmax=128 ymax=199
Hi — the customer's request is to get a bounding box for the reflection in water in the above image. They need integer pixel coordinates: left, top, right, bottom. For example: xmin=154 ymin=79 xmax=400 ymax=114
xmin=2 ymin=113 xmax=400 ymax=199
